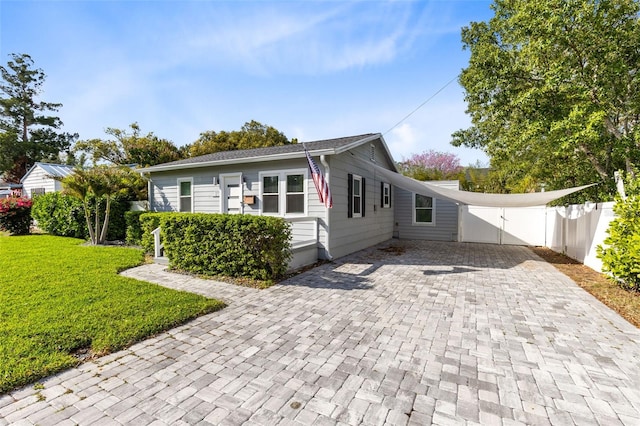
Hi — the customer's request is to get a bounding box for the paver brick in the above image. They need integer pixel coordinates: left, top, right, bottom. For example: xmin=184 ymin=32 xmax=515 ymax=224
xmin=3 ymin=241 xmax=640 ymax=425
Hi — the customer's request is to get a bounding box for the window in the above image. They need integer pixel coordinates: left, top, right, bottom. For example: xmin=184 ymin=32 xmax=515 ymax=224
xmin=286 ymin=174 xmax=305 ymax=214
xmin=262 ymin=175 xmax=279 ymax=213
xmin=381 ymin=182 xmax=391 ymax=208
xmin=414 ymin=194 xmax=434 ymax=225
xmin=348 ymin=173 xmax=366 ymax=218
xmin=260 ymin=169 xmax=307 ymax=216
xmin=177 ymin=179 xmax=193 ymax=212
xmin=31 ymin=188 xmax=45 ymax=197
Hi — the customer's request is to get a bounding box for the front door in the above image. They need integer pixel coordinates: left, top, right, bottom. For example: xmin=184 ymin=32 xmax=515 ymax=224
xmin=220 ymin=173 xmax=242 ymax=214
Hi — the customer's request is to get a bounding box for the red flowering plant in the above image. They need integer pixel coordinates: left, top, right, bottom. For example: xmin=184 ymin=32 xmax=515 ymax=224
xmin=0 ymin=196 xmax=33 ymax=235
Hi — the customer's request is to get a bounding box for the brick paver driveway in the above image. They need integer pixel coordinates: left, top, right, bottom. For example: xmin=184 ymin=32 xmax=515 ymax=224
xmin=2 ymin=241 xmax=640 ymax=425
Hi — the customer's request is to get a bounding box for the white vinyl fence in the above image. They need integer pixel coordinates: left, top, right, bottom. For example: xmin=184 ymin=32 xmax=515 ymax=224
xmin=459 ymin=202 xmax=616 ymax=272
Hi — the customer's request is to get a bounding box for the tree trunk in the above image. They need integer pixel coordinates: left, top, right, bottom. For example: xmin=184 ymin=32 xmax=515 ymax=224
xmin=94 ymin=199 xmax=101 ymax=245
xmin=99 ymin=197 xmax=111 ymax=244
xmin=83 ymin=200 xmax=96 ymax=244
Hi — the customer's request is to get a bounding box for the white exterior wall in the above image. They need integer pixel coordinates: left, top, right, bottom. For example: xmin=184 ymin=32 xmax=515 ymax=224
xmin=326 ymin=142 xmax=395 ymax=259
xmin=394 ymin=181 xmax=459 ymax=242
xmin=21 ymin=166 xmax=61 ymax=198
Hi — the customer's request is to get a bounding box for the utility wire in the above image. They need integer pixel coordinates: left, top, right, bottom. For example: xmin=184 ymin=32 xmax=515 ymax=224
xmin=383 ymin=76 xmax=458 ymax=136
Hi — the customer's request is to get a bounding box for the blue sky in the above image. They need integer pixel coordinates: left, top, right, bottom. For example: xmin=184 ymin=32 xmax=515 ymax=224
xmin=1 ymin=0 xmax=493 ymax=166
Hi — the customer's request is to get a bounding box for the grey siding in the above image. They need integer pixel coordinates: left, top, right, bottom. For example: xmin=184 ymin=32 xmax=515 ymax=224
xmin=149 ymin=158 xmax=330 ymax=251
xmin=326 ymin=140 xmax=395 ymax=259
xmin=394 ymin=181 xmax=459 ymax=241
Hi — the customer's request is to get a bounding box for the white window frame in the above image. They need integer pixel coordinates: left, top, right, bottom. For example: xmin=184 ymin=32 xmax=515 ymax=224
xmin=259 ymin=169 xmax=308 ymax=217
xmin=177 ymin=178 xmax=194 ymax=213
xmin=412 ymin=193 xmax=435 ymax=226
xmin=352 ymin=174 xmax=363 ymax=218
xmin=382 ymin=182 xmax=391 ymax=209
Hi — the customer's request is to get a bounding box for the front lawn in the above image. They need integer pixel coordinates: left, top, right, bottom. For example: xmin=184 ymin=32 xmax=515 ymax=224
xmin=0 ymin=235 xmax=225 ymax=394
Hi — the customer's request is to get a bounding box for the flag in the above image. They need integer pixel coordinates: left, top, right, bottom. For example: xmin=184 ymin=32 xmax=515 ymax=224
xmin=305 ymin=148 xmax=333 ymax=208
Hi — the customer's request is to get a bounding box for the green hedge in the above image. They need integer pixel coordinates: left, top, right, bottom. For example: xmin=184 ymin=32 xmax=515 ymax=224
xmin=31 ymin=193 xmax=87 ymax=238
xmin=598 ymin=189 xmax=640 ymax=292
xmin=125 ymin=211 xmax=146 ymax=245
xmin=160 ymin=213 xmax=291 ymax=281
xmin=140 ymin=212 xmax=166 ymax=253
xmin=32 ymin=193 xmax=132 ymax=241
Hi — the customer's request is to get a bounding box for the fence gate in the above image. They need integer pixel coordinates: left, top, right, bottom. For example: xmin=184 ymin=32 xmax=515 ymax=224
xmin=459 ymin=205 xmax=547 ymax=246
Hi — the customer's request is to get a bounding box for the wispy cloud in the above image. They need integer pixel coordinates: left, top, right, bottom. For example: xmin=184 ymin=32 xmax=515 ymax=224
xmin=161 ymin=1 xmax=449 ymax=75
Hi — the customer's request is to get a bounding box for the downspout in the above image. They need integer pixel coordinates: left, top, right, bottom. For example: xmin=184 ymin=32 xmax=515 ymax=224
xmin=320 ymin=155 xmax=333 ymax=260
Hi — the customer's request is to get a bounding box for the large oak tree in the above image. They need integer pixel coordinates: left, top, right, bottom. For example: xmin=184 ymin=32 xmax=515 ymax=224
xmin=452 ymin=0 xmax=640 ymax=200
xmin=0 ymin=53 xmax=76 ymax=182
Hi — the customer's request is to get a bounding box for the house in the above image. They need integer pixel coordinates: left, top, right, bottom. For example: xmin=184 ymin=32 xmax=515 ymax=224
xmin=20 ymin=163 xmax=74 ymax=198
xmin=140 ymin=133 xmax=461 ymax=269
xmin=0 ymin=181 xmax=22 ymax=199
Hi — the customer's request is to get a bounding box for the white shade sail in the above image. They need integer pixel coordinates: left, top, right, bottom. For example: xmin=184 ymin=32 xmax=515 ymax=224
xmin=363 ymin=158 xmax=596 ymax=207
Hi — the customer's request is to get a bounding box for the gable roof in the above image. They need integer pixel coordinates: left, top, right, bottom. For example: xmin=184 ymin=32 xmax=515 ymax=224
xmin=139 ymin=133 xmax=398 ymax=173
xmin=20 ymin=162 xmax=74 ymax=183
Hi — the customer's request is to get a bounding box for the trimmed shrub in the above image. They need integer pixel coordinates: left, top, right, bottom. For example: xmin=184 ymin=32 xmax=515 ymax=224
xmin=32 ymin=193 xmax=86 ymax=238
xmin=0 ymin=197 xmax=32 ymax=235
xmin=597 ymin=187 xmax=640 ymax=291
xmin=140 ymin=212 xmax=166 ymax=253
xmin=161 ymin=213 xmax=292 ymax=280
xmin=31 ymin=192 xmax=131 ymax=241
xmin=598 ymin=172 xmax=640 ymax=291
xmin=125 ymin=211 xmax=146 ymax=245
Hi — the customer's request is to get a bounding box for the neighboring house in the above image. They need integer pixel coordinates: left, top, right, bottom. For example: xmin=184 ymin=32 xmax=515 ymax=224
xmin=20 ymin=163 xmax=74 ymax=198
xmin=0 ymin=182 xmax=23 ymax=199
xmin=140 ymin=133 xmax=460 ymax=269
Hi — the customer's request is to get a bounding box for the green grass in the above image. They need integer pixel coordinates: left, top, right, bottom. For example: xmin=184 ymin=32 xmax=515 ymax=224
xmin=0 ymin=235 xmax=225 ymax=394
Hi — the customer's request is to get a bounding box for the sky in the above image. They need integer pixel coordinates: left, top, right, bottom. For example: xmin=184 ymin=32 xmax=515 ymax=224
xmin=1 ymin=0 xmax=494 ymax=166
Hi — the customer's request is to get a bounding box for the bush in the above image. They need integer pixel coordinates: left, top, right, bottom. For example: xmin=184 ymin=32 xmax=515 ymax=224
xmin=31 ymin=192 xmax=132 ymax=241
xmin=0 ymin=197 xmax=32 ymax=235
xmin=598 ymin=173 xmax=640 ymax=292
xmin=125 ymin=211 xmax=146 ymax=245
xmin=32 ymin=193 xmax=86 ymax=238
xmin=140 ymin=212 xmax=166 ymax=253
xmin=161 ymin=213 xmax=291 ymax=281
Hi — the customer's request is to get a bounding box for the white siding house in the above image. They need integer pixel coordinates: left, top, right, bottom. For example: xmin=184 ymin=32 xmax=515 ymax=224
xmin=20 ymin=163 xmax=74 ymax=198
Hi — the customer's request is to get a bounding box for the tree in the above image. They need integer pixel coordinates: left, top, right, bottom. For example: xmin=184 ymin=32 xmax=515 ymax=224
xmin=0 ymin=53 xmax=77 ymax=182
xmin=61 ymin=166 xmax=144 ymax=245
xmin=74 ymin=122 xmax=182 ymax=167
xmin=452 ymin=0 xmax=640 ymax=200
xmin=183 ymin=120 xmax=295 ymax=157
xmin=397 ymin=150 xmax=464 ymax=181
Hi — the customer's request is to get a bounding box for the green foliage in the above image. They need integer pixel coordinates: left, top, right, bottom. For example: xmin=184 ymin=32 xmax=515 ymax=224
xmin=0 ymin=235 xmax=224 ymax=393
xmin=598 ymin=173 xmax=640 ymax=291
xmin=140 ymin=212 xmax=166 ymax=253
xmin=0 ymin=53 xmax=77 ymax=182
xmin=73 ymin=122 xmax=182 ymax=167
xmin=161 ymin=213 xmax=292 ymax=280
xmin=0 ymin=196 xmax=32 ymax=235
xmin=61 ymin=166 xmax=142 ymax=244
xmin=32 ymin=192 xmax=131 ymax=241
xmin=183 ymin=120 xmax=295 ymax=157
xmin=32 ymin=193 xmax=86 ymax=238
xmin=125 ymin=211 xmax=145 ymax=245
xmin=454 ymin=0 xmax=640 ymax=201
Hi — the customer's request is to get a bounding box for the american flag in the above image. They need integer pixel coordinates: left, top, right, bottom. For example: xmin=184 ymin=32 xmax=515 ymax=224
xmin=305 ymin=148 xmax=333 ymax=208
